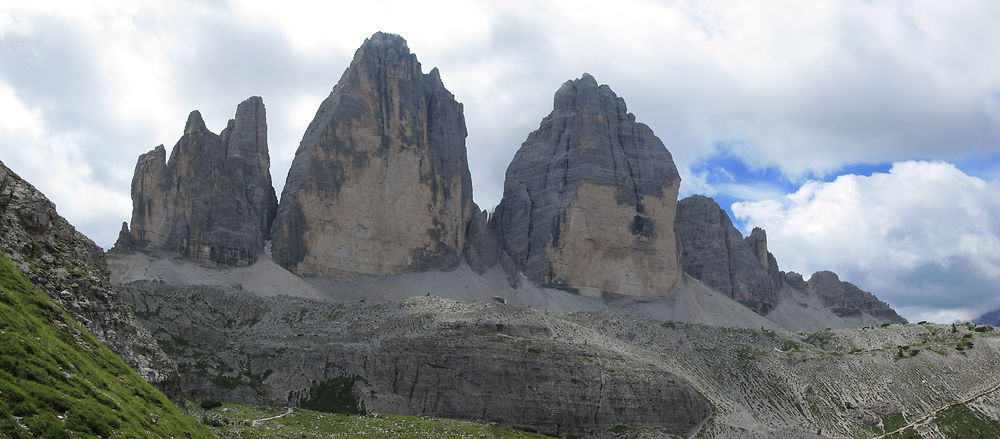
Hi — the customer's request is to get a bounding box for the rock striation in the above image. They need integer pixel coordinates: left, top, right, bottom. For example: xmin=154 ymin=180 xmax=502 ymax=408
xmin=490 ymin=74 xmax=683 ymax=297
xmin=786 ymin=271 xmax=906 ymax=323
xmin=116 ymin=96 xmax=277 ymax=267
xmin=120 ymin=280 xmax=987 ymax=439
xmin=270 ymin=32 xmax=474 ymax=278
xmin=675 ymin=195 xmax=781 ymax=314
xmin=0 ymin=160 xmax=182 ymax=401
xmin=117 ymin=282 xmax=712 ymax=438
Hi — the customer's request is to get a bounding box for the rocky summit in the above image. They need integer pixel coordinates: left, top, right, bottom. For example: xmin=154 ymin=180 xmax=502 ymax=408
xmin=786 ymin=270 xmax=906 ymax=323
xmin=675 ymin=195 xmax=782 ymax=315
xmin=116 ymin=96 xmax=278 ymax=267
xmin=490 ymin=74 xmax=683 ymax=298
xmin=270 ymin=32 xmax=475 ymax=278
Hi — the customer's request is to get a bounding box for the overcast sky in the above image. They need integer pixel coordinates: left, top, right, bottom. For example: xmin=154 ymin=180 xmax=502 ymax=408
xmin=2 ymin=1 xmax=999 ymax=323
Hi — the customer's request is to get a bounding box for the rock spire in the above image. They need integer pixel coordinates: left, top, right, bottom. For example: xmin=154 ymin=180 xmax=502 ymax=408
xmin=270 ymin=32 xmax=475 ymax=277
xmin=490 ymin=73 xmax=683 ymax=297
xmin=117 ymin=96 xmax=277 ymax=266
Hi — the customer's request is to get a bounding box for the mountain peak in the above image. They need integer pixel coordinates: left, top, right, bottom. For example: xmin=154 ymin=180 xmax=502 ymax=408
xmin=491 ymin=75 xmax=682 ymax=297
xmin=365 ymin=31 xmax=409 ymax=49
xmin=184 ymin=110 xmax=206 ymax=134
xmin=270 ymin=32 xmax=473 ymax=278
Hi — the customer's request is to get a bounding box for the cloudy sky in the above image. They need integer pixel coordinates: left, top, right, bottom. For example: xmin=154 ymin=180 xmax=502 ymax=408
xmin=2 ymin=1 xmax=999 ymax=322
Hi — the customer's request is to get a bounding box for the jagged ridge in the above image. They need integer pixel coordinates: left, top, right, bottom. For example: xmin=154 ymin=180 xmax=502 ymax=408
xmin=116 ymin=96 xmax=277 ymax=267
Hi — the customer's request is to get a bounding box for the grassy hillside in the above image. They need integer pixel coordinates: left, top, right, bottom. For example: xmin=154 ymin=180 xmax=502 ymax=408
xmin=190 ymin=399 xmax=555 ymax=439
xmin=0 ymin=253 xmax=214 ymax=438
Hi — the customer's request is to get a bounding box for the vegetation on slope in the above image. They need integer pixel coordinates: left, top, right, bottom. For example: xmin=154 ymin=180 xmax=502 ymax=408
xmin=190 ymin=399 xmax=556 ymax=439
xmin=0 ymin=253 xmax=214 ymax=438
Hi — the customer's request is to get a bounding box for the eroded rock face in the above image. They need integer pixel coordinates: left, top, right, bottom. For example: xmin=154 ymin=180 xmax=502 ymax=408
xmin=117 ymin=282 xmax=711 ymax=438
xmin=675 ymin=195 xmax=781 ymax=314
xmin=797 ymin=271 xmax=906 ymax=323
xmin=270 ymin=32 xmax=474 ymax=278
xmin=119 ymin=97 xmax=277 ymax=267
xmin=490 ymin=74 xmax=682 ymax=297
xmin=0 ymin=161 xmax=182 ymax=401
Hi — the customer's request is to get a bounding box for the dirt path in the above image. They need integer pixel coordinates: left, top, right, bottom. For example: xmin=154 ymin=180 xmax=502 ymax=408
xmin=872 ymin=379 xmax=1000 ymax=438
xmin=248 ymin=407 xmax=293 ymax=427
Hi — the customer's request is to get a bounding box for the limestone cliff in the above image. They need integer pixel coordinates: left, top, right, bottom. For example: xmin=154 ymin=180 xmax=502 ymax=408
xmin=118 ymin=282 xmax=712 ymax=438
xmin=270 ymin=32 xmax=474 ymax=278
xmin=786 ymin=270 xmax=907 ymax=323
xmin=675 ymin=195 xmax=781 ymax=314
xmin=0 ymin=160 xmax=182 ymax=401
xmin=117 ymin=96 xmax=277 ymax=267
xmin=490 ymin=74 xmax=682 ymax=297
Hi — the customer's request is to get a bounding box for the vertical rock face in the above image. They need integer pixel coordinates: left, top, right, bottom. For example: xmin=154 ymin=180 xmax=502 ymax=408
xmin=120 ymin=97 xmax=278 ymax=266
xmin=0 ymin=161 xmax=182 ymax=401
xmin=674 ymin=195 xmax=781 ymax=314
xmin=793 ymin=271 xmax=906 ymax=323
xmin=490 ymin=74 xmax=682 ymax=297
xmin=270 ymin=32 xmax=474 ymax=278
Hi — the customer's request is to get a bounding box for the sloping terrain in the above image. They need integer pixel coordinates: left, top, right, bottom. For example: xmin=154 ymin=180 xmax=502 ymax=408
xmin=108 ymin=248 xmax=891 ymax=332
xmin=118 ymin=281 xmax=712 ymax=439
xmin=0 ymin=160 xmax=182 ymax=399
xmin=0 ymin=253 xmax=213 ymax=438
xmin=118 ymin=280 xmax=1000 ymax=438
xmin=190 ymin=399 xmax=557 ymax=439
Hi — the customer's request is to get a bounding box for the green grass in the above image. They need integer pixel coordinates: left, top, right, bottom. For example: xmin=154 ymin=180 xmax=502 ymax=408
xmin=0 ymin=253 xmax=215 ymax=438
xmin=882 ymin=404 xmax=1000 ymax=438
xmin=190 ymin=399 xmax=556 ymax=439
xmin=933 ymin=404 xmax=1000 ymax=438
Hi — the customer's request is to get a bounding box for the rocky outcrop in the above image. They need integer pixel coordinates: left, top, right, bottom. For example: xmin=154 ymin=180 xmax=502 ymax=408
xmin=120 ymin=279 xmax=994 ymax=439
xmin=674 ymin=195 xmax=781 ymax=314
xmin=490 ymin=74 xmax=682 ymax=297
xmin=270 ymin=32 xmax=474 ymax=278
xmin=787 ymin=271 xmax=906 ymax=323
xmin=117 ymin=282 xmax=711 ymax=438
xmin=0 ymin=160 xmax=182 ymax=401
xmin=117 ymin=96 xmax=277 ymax=267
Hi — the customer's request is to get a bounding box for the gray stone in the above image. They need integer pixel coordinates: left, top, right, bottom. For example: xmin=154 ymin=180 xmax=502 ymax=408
xmin=270 ymin=32 xmax=474 ymax=278
xmin=674 ymin=195 xmax=781 ymax=314
xmin=117 ymin=281 xmax=711 ymax=438
xmin=110 ymin=221 xmax=136 ymax=253
xmin=463 ymin=206 xmax=499 ymax=274
xmin=490 ymin=73 xmax=682 ymax=297
xmin=803 ymin=271 xmax=906 ymax=323
xmin=120 ymin=96 xmax=277 ymax=267
xmin=0 ymin=160 xmax=182 ymax=402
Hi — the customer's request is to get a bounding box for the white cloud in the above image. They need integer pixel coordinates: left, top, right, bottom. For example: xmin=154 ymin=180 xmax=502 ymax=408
xmin=0 ymin=83 xmax=131 ymax=245
xmin=732 ymin=161 xmax=1000 ymax=322
xmin=2 ymin=0 xmax=1000 ymax=258
xmin=897 ymin=306 xmax=981 ymax=325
